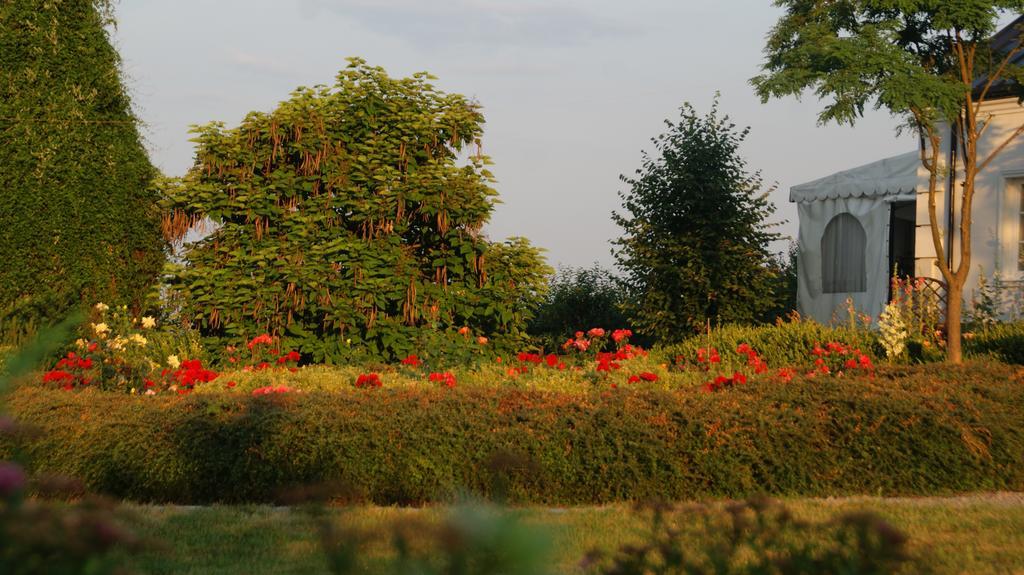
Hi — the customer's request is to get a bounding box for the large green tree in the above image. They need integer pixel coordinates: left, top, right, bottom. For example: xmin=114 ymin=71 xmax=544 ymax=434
xmin=613 ymin=100 xmax=782 ymax=341
xmin=753 ymin=1 xmax=1024 ymax=363
xmin=0 ymin=0 xmax=165 ymax=344
xmin=161 ymin=59 xmax=550 ymax=362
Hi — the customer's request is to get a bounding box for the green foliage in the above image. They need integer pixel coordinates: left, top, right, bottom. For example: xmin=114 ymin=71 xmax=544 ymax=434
xmin=528 ymin=265 xmax=632 ymax=350
xmin=966 ymin=321 xmax=1024 ymax=364
xmin=765 ymin=243 xmax=799 ymax=323
xmin=160 ymin=59 xmax=550 ymax=363
xmin=5 ymin=362 xmax=1022 ymax=504
xmin=583 ymin=498 xmax=910 ymax=574
xmin=752 ymin=1 xmax=1024 ymax=128
xmin=613 ymin=97 xmax=783 ymax=342
xmin=0 ymin=0 xmax=166 ymax=346
xmin=664 ymin=319 xmax=878 ymax=370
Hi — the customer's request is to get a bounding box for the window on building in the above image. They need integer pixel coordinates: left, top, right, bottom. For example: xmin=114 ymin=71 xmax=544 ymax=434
xmin=821 ymin=212 xmax=867 ymax=293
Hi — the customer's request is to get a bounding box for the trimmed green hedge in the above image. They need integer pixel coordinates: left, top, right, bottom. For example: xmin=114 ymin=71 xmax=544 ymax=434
xmin=664 ymin=321 xmax=878 ymax=368
xmin=966 ymin=322 xmax=1024 ymax=364
xmin=4 ymin=362 xmax=1023 ymax=504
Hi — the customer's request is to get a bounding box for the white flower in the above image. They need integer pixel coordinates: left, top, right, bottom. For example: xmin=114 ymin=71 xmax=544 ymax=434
xmin=167 ymin=355 xmax=181 ymax=369
xmin=94 ymin=303 xmax=109 ymax=312
xmin=129 ymin=334 xmax=148 ymax=347
xmin=878 ymin=302 xmax=908 ymax=360
xmin=144 ymin=389 xmax=156 ymax=396
xmin=140 ymin=316 xmax=156 ymax=329
xmin=92 ymin=323 xmax=110 ymax=337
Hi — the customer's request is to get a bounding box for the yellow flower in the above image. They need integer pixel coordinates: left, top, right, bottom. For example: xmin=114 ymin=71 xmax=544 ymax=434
xmin=92 ymin=323 xmax=110 ymax=337
xmin=167 ymin=355 xmax=181 ymax=369
xmin=129 ymin=334 xmax=148 ymax=347
xmin=74 ymin=338 xmax=87 ymax=349
xmin=94 ymin=303 xmax=109 ymax=312
xmin=141 ymin=316 xmax=156 ymax=329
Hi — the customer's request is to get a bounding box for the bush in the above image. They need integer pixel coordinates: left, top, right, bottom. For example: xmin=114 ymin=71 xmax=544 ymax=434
xmin=528 ymin=266 xmax=632 ymax=350
xmin=966 ymin=322 xmax=1024 ymax=364
xmin=663 ymin=319 xmax=878 ymax=371
xmin=5 ymin=362 xmax=1022 ymax=505
xmin=160 ymin=60 xmax=550 ymax=363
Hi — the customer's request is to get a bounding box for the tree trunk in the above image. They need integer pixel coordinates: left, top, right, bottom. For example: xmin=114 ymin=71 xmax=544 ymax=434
xmin=945 ymin=282 xmax=963 ymax=364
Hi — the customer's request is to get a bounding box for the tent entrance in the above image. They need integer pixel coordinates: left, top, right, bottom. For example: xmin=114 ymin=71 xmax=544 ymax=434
xmin=888 ymin=201 xmax=916 ymax=281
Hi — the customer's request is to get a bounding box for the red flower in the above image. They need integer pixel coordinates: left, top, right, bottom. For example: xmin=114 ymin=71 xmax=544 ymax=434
xmin=732 ymin=372 xmax=747 ymax=385
xmin=428 ymin=372 xmax=457 ymax=388
xmin=628 ymin=375 xmax=640 ymax=383
xmin=43 ymin=370 xmax=74 ymax=383
xmin=737 ymin=343 xmax=752 ymax=354
xmin=545 ymin=353 xmax=559 ymax=368
xmin=400 ymin=354 xmax=422 ymax=367
xmin=458 ymin=326 xmax=471 ymax=336
xmin=355 ymin=373 xmax=382 ymax=389
xmin=638 ymin=372 xmax=658 ymax=382
xmin=247 ymin=333 xmax=274 ymax=350
xmin=587 ymin=328 xmax=606 ymax=338
xmin=611 ymin=329 xmax=632 ymax=344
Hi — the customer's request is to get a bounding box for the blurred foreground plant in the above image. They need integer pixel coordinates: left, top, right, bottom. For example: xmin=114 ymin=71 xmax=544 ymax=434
xmin=1 ymin=315 xmax=142 ymax=574
xmin=581 ymin=497 xmax=911 ymax=575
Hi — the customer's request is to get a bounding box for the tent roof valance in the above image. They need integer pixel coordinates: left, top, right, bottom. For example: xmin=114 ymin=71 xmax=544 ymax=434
xmin=790 ymin=150 xmax=923 ymax=203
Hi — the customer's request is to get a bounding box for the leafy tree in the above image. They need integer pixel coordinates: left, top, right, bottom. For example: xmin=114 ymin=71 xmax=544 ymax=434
xmin=528 ymin=265 xmax=632 ymax=350
xmin=0 ymin=0 xmax=166 ymax=344
xmin=612 ymin=99 xmax=782 ymax=341
xmin=161 ymin=59 xmax=550 ymax=362
xmin=752 ymin=1 xmax=1024 ymax=363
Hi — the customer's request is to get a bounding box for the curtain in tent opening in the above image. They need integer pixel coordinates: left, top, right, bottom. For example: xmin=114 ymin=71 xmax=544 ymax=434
xmin=821 ymin=213 xmax=867 ymax=293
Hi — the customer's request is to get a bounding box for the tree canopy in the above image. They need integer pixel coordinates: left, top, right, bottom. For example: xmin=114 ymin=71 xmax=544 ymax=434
xmin=0 ymin=0 xmax=166 ymax=345
xmin=161 ymin=59 xmax=550 ymax=362
xmin=612 ymin=99 xmax=782 ymax=341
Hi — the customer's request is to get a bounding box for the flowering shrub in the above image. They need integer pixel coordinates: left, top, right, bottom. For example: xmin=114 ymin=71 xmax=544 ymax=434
xmin=809 ymin=342 xmax=873 ymax=377
xmin=40 ymin=303 xmax=174 ymax=393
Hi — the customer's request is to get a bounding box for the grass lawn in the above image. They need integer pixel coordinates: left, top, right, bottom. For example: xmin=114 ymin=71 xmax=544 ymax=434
xmin=115 ymin=493 xmax=1024 ymax=574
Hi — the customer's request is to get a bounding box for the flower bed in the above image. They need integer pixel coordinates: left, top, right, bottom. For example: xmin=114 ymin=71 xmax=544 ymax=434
xmin=6 ymin=361 xmax=1023 ymax=505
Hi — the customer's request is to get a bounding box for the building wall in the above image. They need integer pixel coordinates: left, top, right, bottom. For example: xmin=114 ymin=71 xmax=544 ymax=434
xmin=914 ymin=97 xmax=1024 ymax=319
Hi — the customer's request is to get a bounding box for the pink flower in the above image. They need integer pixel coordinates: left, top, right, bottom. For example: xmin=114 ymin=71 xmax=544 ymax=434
xmin=587 ymin=328 xmax=606 ymax=338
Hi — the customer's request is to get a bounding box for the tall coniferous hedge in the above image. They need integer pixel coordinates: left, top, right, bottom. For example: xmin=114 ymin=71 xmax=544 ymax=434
xmin=0 ymin=0 xmax=165 ymax=344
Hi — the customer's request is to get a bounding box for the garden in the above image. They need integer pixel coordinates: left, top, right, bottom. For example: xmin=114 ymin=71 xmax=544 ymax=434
xmin=3 ymin=1 xmax=1024 ymax=574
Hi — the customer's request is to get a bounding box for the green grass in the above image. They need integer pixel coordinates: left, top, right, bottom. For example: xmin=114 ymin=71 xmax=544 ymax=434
xmin=114 ymin=494 xmax=1024 ymax=574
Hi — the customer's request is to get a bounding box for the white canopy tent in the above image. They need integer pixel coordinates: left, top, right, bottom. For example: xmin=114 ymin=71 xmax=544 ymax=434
xmin=791 ymin=151 xmax=926 ymax=324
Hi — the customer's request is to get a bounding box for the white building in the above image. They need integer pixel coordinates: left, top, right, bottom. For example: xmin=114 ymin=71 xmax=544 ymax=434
xmin=791 ymin=22 xmax=1024 ymax=324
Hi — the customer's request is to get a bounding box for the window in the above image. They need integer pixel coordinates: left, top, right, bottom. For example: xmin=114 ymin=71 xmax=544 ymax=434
xmin=821 ymin=212 xmax=867 ymax=293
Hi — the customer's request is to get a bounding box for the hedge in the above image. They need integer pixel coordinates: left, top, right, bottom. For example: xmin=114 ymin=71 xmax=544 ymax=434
xmin=4 ymin=362 xmax=1023 ymax=504
xmin=663 ymin=320 xmax=879 ymax=369
xmin=966 ymin=322 xmax=1024 ymax=364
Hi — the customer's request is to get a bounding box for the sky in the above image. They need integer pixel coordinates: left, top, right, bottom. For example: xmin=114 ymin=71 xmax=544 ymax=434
xmin=113 ymin=0 xmax=916 ymax=269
